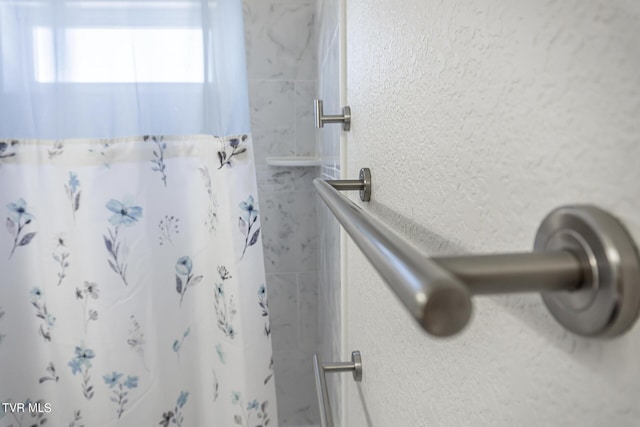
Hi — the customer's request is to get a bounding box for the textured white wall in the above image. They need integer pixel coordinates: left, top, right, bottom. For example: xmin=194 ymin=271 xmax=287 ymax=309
xmin=344 ymin=1 xmax=640 ymax=426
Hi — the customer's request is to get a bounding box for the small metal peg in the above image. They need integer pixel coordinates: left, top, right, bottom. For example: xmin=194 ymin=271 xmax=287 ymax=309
xmin=325 ymin=167 xmax=372 ymax=202
xmin=314 ymin=99 xmax=351 ymax=131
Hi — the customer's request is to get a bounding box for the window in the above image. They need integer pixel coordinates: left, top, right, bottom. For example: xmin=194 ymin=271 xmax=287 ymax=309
xmin=33 ymin=26 xmax=204 ymax=83
xmin=2 ymin=1 xmax=207 ymax=85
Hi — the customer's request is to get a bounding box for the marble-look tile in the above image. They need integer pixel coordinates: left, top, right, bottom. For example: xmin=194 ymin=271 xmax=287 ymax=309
xmin=298 ymin=271 xmax=319 ymax=353
xmin=295 ymin=80 xmax=317 ymax=157
xmin=267 ymin=273 xmax=299 ymax=353
xmin=291 ymin=167 xmax=319 ymax=192
xmin=257 ymin=164 xmax=294 ymax=193
xmin=244 ymin=1 xmax=320 ymax=425
xmin=257 ymin=165 xmax=318 ymax=193
xmin=249 ymin=80 xmax=296 ymax=164
xmin=273 ymin=350 xmax=321 ymax=426
xmin=261 ymin=191 xmax=318 ymax=274
xmin=244 ymin=0 xmax=316 ymax=81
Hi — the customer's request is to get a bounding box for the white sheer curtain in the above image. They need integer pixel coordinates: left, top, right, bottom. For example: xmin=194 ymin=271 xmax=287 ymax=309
xmin=0 ymin=0 xmax=250 ymax=139
xmin=0 ymin=1 xmax=277 ymax=426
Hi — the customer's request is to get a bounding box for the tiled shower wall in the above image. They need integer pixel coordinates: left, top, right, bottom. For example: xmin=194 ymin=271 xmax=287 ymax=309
xmin=243 ymin=0 xmax=320 ymax=425
xmin=315 ymin=0 xmax=343 ymax=425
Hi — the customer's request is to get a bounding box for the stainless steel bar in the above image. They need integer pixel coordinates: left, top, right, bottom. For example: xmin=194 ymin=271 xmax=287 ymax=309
xmin=313 ymin=354 xmax=333 ymax=427
xmin=315 ymin=174 xmax=640 ymax=337
xmin=314 ymin=178 xmax=473 ymax=337
xmin=313 ymin=99 xmax=324 ymax=128
xmin=433 ymin=252 xmax=583 ymax=295
xmin=320 ymin=115 xmax=347 ymax=124
xmin=326 ymin=180 xmax=365 ymax=191
xmin=314 ymin=178 xmax=590 ymax=336
xmin=323 ymin=362 xmax=357 ymax=372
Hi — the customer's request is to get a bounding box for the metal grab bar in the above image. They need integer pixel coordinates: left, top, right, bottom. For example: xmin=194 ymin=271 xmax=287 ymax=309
xmin=313 ymin=351 xmax=363 ymax=427
xmin=314 ymin=169 xmax=640 ymax=338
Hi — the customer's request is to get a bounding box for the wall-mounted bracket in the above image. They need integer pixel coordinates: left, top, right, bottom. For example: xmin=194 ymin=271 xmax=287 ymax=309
xmin=326 ymin=167 xmax=371 ymax=202
xmin=314 ymin=99 xmax=351 ymax=131
xmin=534 ymin=206 xmax=640 ymax=337
xmin=313 ymin=351 xmax=363 ymax=427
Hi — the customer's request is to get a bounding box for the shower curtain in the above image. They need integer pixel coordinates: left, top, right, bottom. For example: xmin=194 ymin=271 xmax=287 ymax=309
xmin=0 ymin=1 xmax=277 ymax=426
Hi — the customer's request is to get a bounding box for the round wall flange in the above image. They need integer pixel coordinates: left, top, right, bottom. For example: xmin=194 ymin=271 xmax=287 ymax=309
xmin=359 ymin=168 xmax=371 ymax=202
xmin=351 ymin=351 xmax=363 ymax=382
xmin=342 ymin=106 xmax=351 ymax=131
xmin=534 ymin=205 xmax=640 ymax=337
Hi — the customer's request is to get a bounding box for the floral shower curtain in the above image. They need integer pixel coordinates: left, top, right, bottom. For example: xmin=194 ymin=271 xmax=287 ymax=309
xmin=0 ymin=1 xmax=276 ymax=426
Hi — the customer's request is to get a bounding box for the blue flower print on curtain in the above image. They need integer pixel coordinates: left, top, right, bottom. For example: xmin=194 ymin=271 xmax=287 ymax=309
xmin=87 ymin=142 xmax=113 ymax=168
xmin=172 ymin=327 xmax=191 ymax=360
xmin=68 ymin=344 xmax=96 ymax=400
xmin=127 ymin=315 xmax=148 ymax=371
xmin=103 ymin=199 xmax=143 ymax=286
xmin=65 ymin=172 xmax=81 ymax=221
xmin=175 ymin=256 xmax=203 ymax=306
xmin=264 ymin=358 xmax=274 ymax=387
xmin=39 ymin=362 xmax=59 ymax=383
xmin=198 ymin=166 xmax=218 ymax=233
xmin=103 ymin=372 xmax=139 ymax=419
xmin=30 ymin=287 xmax=55 ymax=341
xmin=6 ymin=198 xmax=36 ymax=259
xmin=238 ymin=196 xmax=260 ymax=259
xmin=68 ymin=410 xmax=84 ymax=426
xmin=231 ymin=392 xmax=271 ymax=427
xmin=258 ymin=285 xmax=270 ymax=337
xmin=217 ymin=135 xmax=247 ymax=169
xmin=144 ymin=135 xmax=168 ymax=187
xmin=215 ymin=343 xmax=226 ymax=364
xmin=75 ymin=281 xmax=99 ymax=333
xmin=159 ymin=391 xmax=189 ymax=427
xmin=48 ymin=140 xmax=64 ymax=159
xmin=0 ymin=140 xmax=18 ymax=162
xmin=53 ymin=234 xmax=70 ymax=287
xmin=158 ymin=215 xmax=180 ymax=246
xmin=212 ymin=369 xmax=220 ymax=402
xmin=214 ymin=266 xmax=237 ymax=338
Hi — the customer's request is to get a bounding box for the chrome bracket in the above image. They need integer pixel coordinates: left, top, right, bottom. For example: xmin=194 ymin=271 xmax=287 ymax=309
xmin=314 ymin=99 xmax=351 ymax=131
xmin=313 ymin=351 xmax=363 ymax=427
xmin=535 ymin=206 xmax=640 ymax=337
xmin=325 ymin=168 xmax=371 ymax=202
